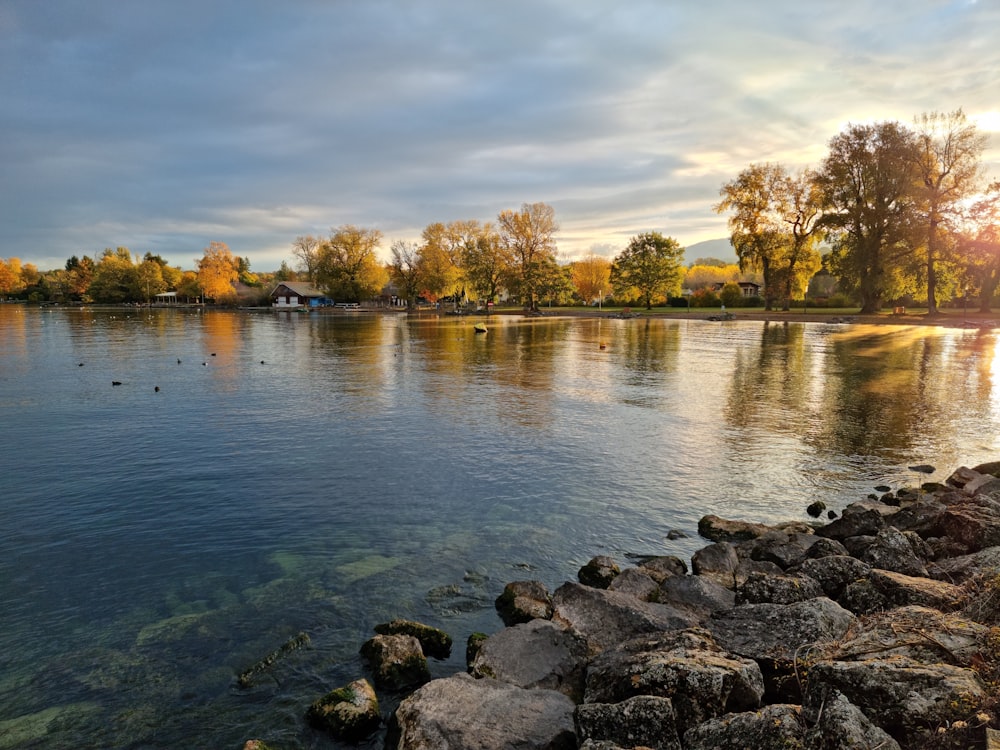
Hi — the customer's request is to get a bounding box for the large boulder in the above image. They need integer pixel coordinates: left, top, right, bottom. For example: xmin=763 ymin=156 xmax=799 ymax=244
xmin=805 ymin=657 xmax=989 ymax=745
xmin=683 ymin=704 xmax=805 ymax=750
xmin=743 ymin=531 xmax=820 ymax=570
xmin=574 ymin=695 xmax=681 ymax=750
xmin=828 ymin=606 xmax=988 ymax=667
xmin=736 ymin=571 xmax=824 ymax=605
xmin=386 ymin=672 xmax=576 ymax=750
xmin=857 ymin=527 xmax=928 ymax=577
xmin=802 ymin=689 xmax=900 ymax=750
xmin=708 ymin=598 xmax=856 ymax=665
xmin=578 ymin=555 xmax=620 ymax=589
xmin=885 ymin=497 xmax=948 ymax=536
xmin=691 ymin=542 xmax=781 ymax=590
xmin=305 ymin=678 xmax=380 ymax=742
xmin=359 ymin=633 xmax=430 ymax=690
xmin=551 ymin=582 xmax=696 ymax=655
xmin=814 ymin=506 xmax=885 ymax=541
xmin=637 ymin=555 xmax=687 ymax=582
xmin=867 ymin=569 xmax=965 ymax=611
xmin=655 ymin=574 xmax=736 ymax=623
xmin=469 ymin=619 xmax=588 ymax=701
xmin=794 ymin=556 xmax=871 ymax=601
xmin=583 ymin=628 xmax=764 ymax=735
xmin=930 ymin=544 xmax=1000 ymax=583
xmin=698 ymin=515 xmax=775 ymax=542
xmin=495 ymin=580 xmax=553 ymax=625
xmin=937 ymin=495 xmax=1000 ymax=552
xmin=607 ymin=567 xmax=660 ymax=601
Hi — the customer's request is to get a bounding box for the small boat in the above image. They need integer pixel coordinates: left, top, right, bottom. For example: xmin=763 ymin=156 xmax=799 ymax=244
xmin=473 ymin=323 xmax=488 ymax=334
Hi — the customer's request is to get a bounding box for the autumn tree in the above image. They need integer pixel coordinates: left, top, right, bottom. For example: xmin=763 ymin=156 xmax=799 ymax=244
xmin=176 ymin=271 xmax=202 ymax=302
xmin=316 ymin=225 xmax=387 ymax=302
xmin=773 ymin=169 xmax=824 ymax=309
xmin=610 ymin=232 xmax=684 ymax=309
xmin=460 ymin=223 xmax=510 ymax=303
xmin=910 ymin=109 xmax=988 ymax=314
xmin=388 ymin=239 xmax=423 ymax=308
xmin=196 ymin=241 xmax=240 ymax=303
xmin=65 ymin=256 xmax=95 ymax=300
xmin=134 ymin=257 xmax=167 ymax=302
xmin=292 ymin=235 xmax=322 ymax=282
xmin=89 ymin=248 xmax=140 ymax=303
xmin=957 ymin=182 xmax=1000 ymax=312
xmin=817 ymin=121 xmax=920 ymax=313
xmin=684 ymin=263 xmax=743 ymax=291
xmin=0 ymin=258 xmax=25 ymax=296
xmin=419 ymin=222 xmax=465 ymax=304
xmin=497 ymin=202 xmax=558 ymax=311
xmin=571 ymin=254 xmax=611 ymax=304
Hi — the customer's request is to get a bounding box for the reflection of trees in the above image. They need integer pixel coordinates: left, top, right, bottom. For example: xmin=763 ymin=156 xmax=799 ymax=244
xmin=0 ymin=304 xmax=29 ymax=360
xmin=619 ymin=319 xmax=681 ymax=386
xmin=724 ymin=322 xmax=808 ymax=430
xmin=306 ymin=314 xmax=388 ymax=406
xmin=200 ymin=311 xmax=246 ymax=385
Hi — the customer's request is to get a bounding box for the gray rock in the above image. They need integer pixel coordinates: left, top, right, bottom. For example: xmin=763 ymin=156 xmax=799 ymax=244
xmin=858 ymin=527 xmax=928 ymax=577
xmin=551 ymin=582 xmax=696 ymax=655
xmin=938 ymin=495 xmax=1000 ymax=552
xmin=805 ymin=656 xmax=988 ymax=744
xmin=495 ymin=580 xmax=553 ymax=625
xmin=794 ymin=555 xmax=871 ymax=600
xmin=359 ymin=633 xmax=430 ymax=690
xmin=683 ymin=704 xmax=805 ymax=750
xmin=698 ymin=514 xmax=775 ymax=542
xmin=583 ymin=628 xmax=764 ymax=735
xmin=744 ymin=531 xmax=819 ymax=570
xmin=840 ymin=534 xmax=877 ymax=558
xmin=814 ymin=507 xmax=885 ymax=540
xmin=802 ymin=689 xmax=900 ymax=750
xmin=801 ymin=536 xmax=849 ymax=560
xmin=637 ymin=555 xmax=687 ymax=582
xmin=946 ymin=465 xmax=981 ymax=488
xmin=575 ymin=695 xmax=681 ymax=750
xmin=929 ymin=544 xmax=1000 ymax=583
xmin=305 ymin=678 xmax=381 ymax=742
xmin=691 ymin=542 xmax=740 ymax=589
xmin=607 ymin=568 xmax=660 ymax=601
xmin=736 ymin=571 xmax=824 ymax=605
xmin=708 ymin=598 xmax=856 ymax=665
xmin=838 ymin=579 xmax=888 ymax=615
xmin=885 ymin=497 xmax=947 ymax=536
xmin=868 ymin=569 xmax=965 ymax=611
xmin=470 ymin=619 xmax=588 ymax=701
xmin=386 ymin=672 xmax=576 ymax=750
xmin=373 ymin=619 xmax=452 ymax=659
xmin=830 ymin=606 xmax=987 ymax=666
xmin=579 ymin=556 xmax=620 ymax=589
xmin=656 ymin=574 xmax=736 ymax=624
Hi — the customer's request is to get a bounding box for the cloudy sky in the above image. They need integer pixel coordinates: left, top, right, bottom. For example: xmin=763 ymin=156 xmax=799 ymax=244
xmin=3 ymin=0 xmax=999 ymax=272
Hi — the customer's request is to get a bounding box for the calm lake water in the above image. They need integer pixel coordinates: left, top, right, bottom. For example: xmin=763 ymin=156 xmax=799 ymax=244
xmin=2 ymin=305 xmax=999 ymax=749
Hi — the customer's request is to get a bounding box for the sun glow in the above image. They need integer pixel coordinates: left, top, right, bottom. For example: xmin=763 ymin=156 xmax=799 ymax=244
xmin=971 ymin=111 xmax=1000 ymax=132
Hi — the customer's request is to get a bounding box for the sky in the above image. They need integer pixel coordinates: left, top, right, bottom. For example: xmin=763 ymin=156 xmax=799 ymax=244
xmin=3 ymin=0 xmax=1000 ymax=273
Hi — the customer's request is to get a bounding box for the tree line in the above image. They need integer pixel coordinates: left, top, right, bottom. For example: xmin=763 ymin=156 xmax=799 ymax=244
xmin=5 ymin=108 xmax=997 ymax=313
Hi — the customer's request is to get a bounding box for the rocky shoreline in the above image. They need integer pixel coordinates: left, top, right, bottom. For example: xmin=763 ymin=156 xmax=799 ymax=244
xmin=247 ymin=461 xmax=1000 ymax=750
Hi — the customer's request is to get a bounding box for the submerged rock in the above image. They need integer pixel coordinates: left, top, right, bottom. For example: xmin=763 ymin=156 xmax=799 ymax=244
xmin=373 ymin=618 xmax=452 ymax=659
xmin=305 ymin=678 xmax=380 ymax=741
xmin=386 ymin=672 xmax=576 ymax=750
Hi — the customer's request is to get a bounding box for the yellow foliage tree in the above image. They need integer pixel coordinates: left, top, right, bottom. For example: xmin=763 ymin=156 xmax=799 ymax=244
xmin=196 ymin=241 xmax=240 ymax=303
xmin=571 ymin=254 xmax=611 ymax=303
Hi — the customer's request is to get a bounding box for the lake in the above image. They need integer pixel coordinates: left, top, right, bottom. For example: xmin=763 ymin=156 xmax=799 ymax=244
xmin=1 ymin=305 xmax=998 ymax=748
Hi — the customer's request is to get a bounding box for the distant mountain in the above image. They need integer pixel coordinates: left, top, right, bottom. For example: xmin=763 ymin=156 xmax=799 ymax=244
xmin=684 ymin=237 xmax=736 ymax=265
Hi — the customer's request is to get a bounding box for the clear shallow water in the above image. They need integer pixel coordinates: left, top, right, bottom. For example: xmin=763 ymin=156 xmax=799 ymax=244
xmin=1 ymin=306 xmax=999 ymax=748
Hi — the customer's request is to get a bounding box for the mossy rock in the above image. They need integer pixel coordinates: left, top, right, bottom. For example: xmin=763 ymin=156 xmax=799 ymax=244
xmin=373 ymin=619 xmax=452 ymax=659
xmin=466 ymin=632 xmax=489 ymax=669
xmin=306 ymin=678 xmax=380 ymax=741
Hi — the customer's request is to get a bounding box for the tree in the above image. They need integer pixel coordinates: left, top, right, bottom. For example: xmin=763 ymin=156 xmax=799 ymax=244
xmin=419 ymin=222 xmax=464 ymax=304
xmin=535 ymin=257 xmax=574 ymax=307
xmin=197 ymin=241 xmax=240 ymax=303
xmin=496 ymin=202 xmax=558 ymax=311
xmin=134 ymin=258 xmax=167 ymax=302
xmin=910 ymin=109 xmax=988 ymax=314
xmin=716 ymin=163 xmax=821 ymax=311
xmin=388 ymin=240 xmax=423 ymax=308
xmin=292 ymin=235 xmax=322 ymax=282
xmin=460 ymin=223 xmax=510 ymax=303
xmin=610 ymin=232 xmax=684 ymax=309
xmin=274 ymin=260 xmax=296 ymax=282
xmin=957 ymin=182 xmax=1000 ymax=312
xmin=0 ymin=258 xmax=25 ymax=296
xmin=88 ymin=248 xmax=140 ymax=303
xmin=176 ymin=270 xmax=201 ymax=302
xmin=816 ymin=121 xmax=920 ymax=314
xmin=316 ymin=225 xmax=386 ymax=302
xmin=684 ymin=263 xmax=744 ymax=291
xmin=65 ymin=256 xmax=95 ymax=300
xmin=571 ymin=254 xmax=611 ymax=304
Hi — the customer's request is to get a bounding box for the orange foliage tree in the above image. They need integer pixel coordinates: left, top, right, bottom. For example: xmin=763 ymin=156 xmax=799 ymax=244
xmin=196 ymin=242 xmax=239 ymax=303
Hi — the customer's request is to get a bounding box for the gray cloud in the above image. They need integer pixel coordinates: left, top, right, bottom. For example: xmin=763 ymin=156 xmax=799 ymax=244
xmin=2 ymin=0 xmax=999 ymax=271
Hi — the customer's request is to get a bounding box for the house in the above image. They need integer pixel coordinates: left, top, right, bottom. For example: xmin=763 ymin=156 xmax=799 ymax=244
xmin=269 ymin=281 xmax=327 ymax=308
xmin=712 ymin=281 xmax=762 ymax=298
